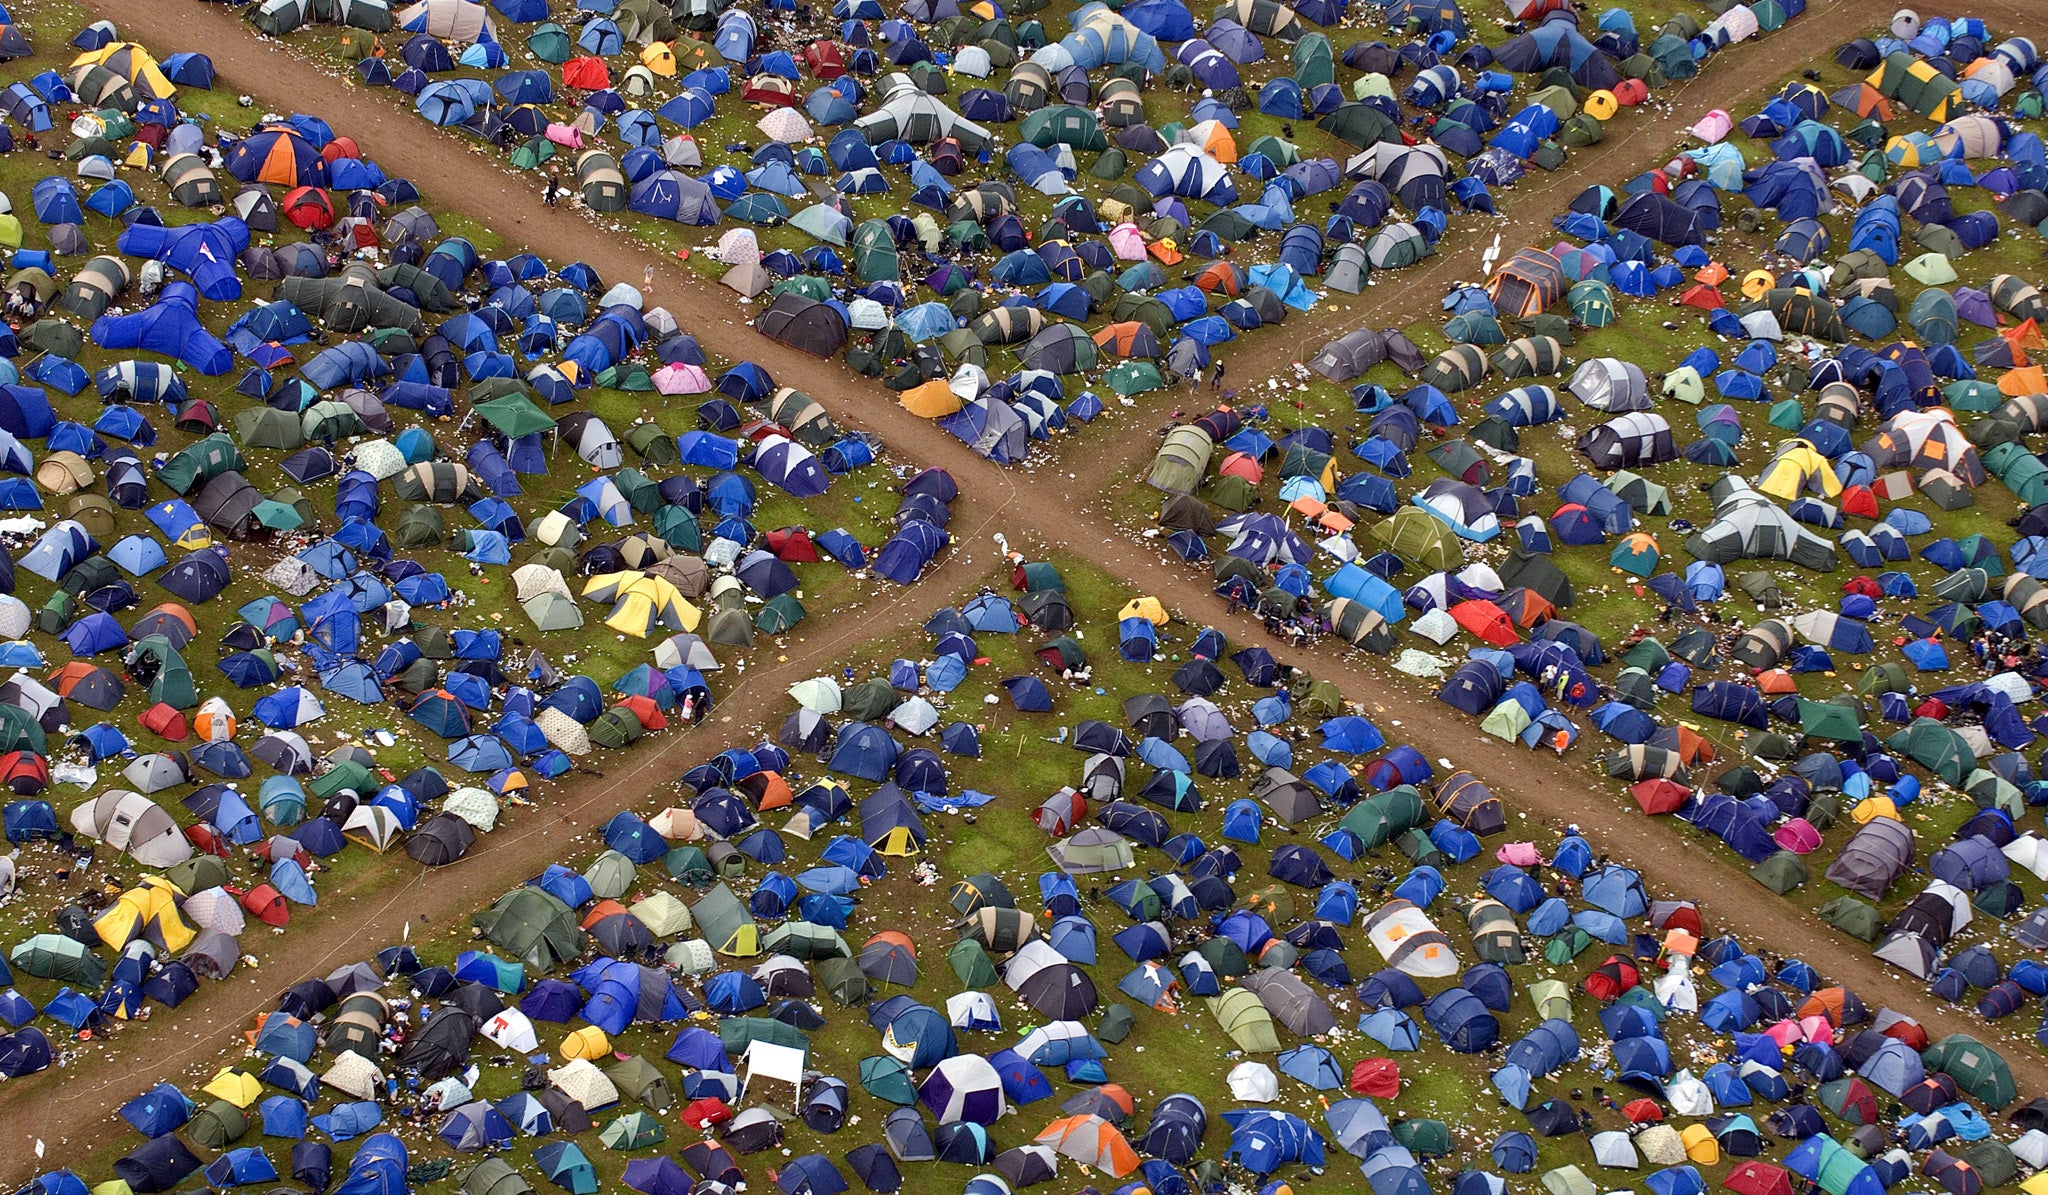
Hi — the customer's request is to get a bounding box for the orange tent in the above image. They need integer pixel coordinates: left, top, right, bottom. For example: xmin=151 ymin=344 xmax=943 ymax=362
xmin=1693 ymin=262 xmax=1730 ymax=285
xmin=737 ymin=770 xmax=792 ymax=810
xmin=1755 ymin=669 xmax=1799 ymax=694
xmin=1833 ymin=82 xmax=1894 ymax=120
xmin=1673 ymin=726 xmax=1715 ymax=766
xmin=1092 ymin=321 xmax=1159 ymax=357
xmin=618 ymin=694 xmax=667 ymax=729
xmin=1191 ymin=261 xmax=1243 ymax=295
xmin=1678 ymin=283 xmax=1725 ymax=310
xmin=1035 ymin=1114 xmax=1142 ymax=1177
xmin=2001 ymin=365 xmax=2048 ymax=397
xmin=900 ymin=379 xmax=962 ymax=418
xmin=581 ymin=899 xmax=631 ymax=930
xmin=1631 ymin=778 xmax=1688 ymax=814
xmin=140 ymin=702 xmax=189 ymax=740
xmin=1147 ymin=239 xmax=1183 ymax=265
xmin=2006 ymin=318 xmax=2044 ymax=351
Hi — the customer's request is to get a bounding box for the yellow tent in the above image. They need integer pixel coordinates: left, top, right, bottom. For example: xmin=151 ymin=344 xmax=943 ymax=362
xmin=1851 ymin=797 xmax=1900 ymax=825
xmin=1755 ymin=440 xmax=1843 ymax=501
xmin=71 ymin=43 xmax=177 ymax=100
xmin=560 ymin=1025 xmax=611 ymax=1061
xmin=1741 ymin=269 xmax=1776 ymax=301
xmin=1584 ymin=90 xmax=1618 ymax=120
xmin=1120 ymin=596 xmax=1169 ymax=625
xmin=640 ymin=42 xmax=677 ymax=76
xmin=202 ymin=1068 xmax=264 ymax=1107
xmin=1679 ymin=1124 xmax=1720 ymax=1165
xmin=95 ymin=876 xmax=195 ymax=953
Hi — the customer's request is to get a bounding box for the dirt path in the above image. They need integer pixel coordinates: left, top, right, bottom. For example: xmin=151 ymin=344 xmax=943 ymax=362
xmin=9 ymin=0 xmax=2036 ymax=1172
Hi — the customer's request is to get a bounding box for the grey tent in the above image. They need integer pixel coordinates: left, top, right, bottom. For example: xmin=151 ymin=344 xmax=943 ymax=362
xmin=1825 ymin=817 xmax=1915 ymax=900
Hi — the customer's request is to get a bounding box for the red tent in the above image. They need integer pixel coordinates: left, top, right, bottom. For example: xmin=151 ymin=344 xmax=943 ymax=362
xmin=801 ymin=41 xmax=847 ymax=79
xmin=242 ymin=883 xmax=289 ymax=926
xmin=1841 ymin=575 xmax=1882 ymax=599
xmin=1679 ymin=283 xmax=1725 ymax=310
xmin=1721 ymin=1161 xmax=1794 ymax=1195
xmin=768 ymin=526 xmax=819 ymax=562
xmin=281 ymin=186 xmax=335 ymax=231
xmin=1350 ymin=1058 xmax=1400 ymax=1098
xmin=1450 ymin=600 xmax=1518 ymax=646
xmin=141 ymin=702 xmax=190 ymax=740
xmin=0 ymin=750 xmax=47 ymax=794
xmin=1840 ymin=486 xmax=1881 ymax=519
xmin=1630 ymin=778 xmax=1689 ymax=815
xmin=561 ymin=56 xmax=610 ymax=90
xmin=1583 ymin=954 xmax=1639 ymax=1001
xmin=1623 ymin=1098 xmax=1664 ymax=1123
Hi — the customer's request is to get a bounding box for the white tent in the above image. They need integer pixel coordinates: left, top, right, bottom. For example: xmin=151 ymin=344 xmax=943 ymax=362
xmin=325 ymin=1050 xmax=385 ymax=1100
xmin=1590 ymin=1131 xmax=1638 ymax=1170
xmin=1361 ymin=899 xmax=1459 ymax=977
xmin=483 ymin=1009 xmax=539 ymax=1052
xmin=71 ymin=789 xmax=192 ymax=867
xmin=1227 ymin=1061 xmax=1278 ymax=1101
xmin=444 ymin=786 xmax=500 ymax=832
xmin=548 ymin=1059 xmax=620 ymax=1110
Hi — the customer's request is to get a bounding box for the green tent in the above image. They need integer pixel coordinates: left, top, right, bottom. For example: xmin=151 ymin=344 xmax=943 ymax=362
xmin=1925 ymin=1035 xmax=2016 ymax=1107
xmin=1751 ymin=851 xmax=1808 ymax=894
xmin=948 ymin=939 xmax=997 ymax=987
xmin=158 ymin=433 xmax=245 ymax=495
xmin=1339 ymin=787 xmax=1425 ymax=847
xmin=1370 ymin=508 xmax=1460 ymax=571
xmin=756 ymin=594 xmax=805 ymax=634
xmin=692 ymin=883 xmax=759 ymax=955
xmin=717 ymin=1016 xmax=808 ymax=1055
xmin=1208 ymin=987 xmax=1281 ymax=1052
xmin=761 ymin=920 xmax=849 ymax=959
xmin=1797 ymin=698 xmax=1862 ymax=743
xmin=1887 ymin=717 xmax=1972 ymax=785
xmin=1567 ymin=280 xmax=1615 ymax=326
xmin=817 ymin=957 xmax=871 ymax=1005
xmin=10 ymin=933 xmax=104 ymax=984
xmin=599 ymin=1112 xmax=664 ymax=1150
xmin=473 ymin=394 xmax=558 ymax=439
xmin=128 ymin=635 xmax=196 ymax=708
xmin=665 ymin=845 xmax=713 ymax=884
xmin=1543 ymin=1166 xmax=1596 ymax=1195
xmin=1019 ymin=105 xmax=1105 ymax=150
xmin=461 ymin=1159 xmax=535 ymax=1195
xmin=470 ymin=888 xmax=581 ymax=970
xmin=1392 ymin=1119 xmax=1450 ymax=1158
xmin=1817 ymin=897 xmax=1881 ymax=942
xmin=1104 ymin=360 xmax=1163 ymax=395
xmin=188 ymin=1100 xmax=249 ymax=1150
xmin=859 ymin=1055 xmax=918 ymax=1104
xmin=1544 ymin=927 xmax=1593 ymax=964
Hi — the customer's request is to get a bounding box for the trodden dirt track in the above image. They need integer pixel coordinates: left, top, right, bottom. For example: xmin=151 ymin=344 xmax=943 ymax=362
xmin=0 ymin=0 xmax=2040 ymax=1174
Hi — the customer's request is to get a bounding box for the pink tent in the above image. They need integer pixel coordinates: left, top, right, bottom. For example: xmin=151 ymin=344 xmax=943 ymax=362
xmin=1109 ymin=222 xmax=1149 ymax=261
xmin=546 ymin=122 xmax=584 ymax=149
xmin=1495 ymin=842 xmax=1543 ymax=866
xmin=1688 ymin=109 xmax=1732 ymax=143
xmin=653 ymin=363 xmax=712 ymax=395
xmin=1773 ymin=818 xmax=1821 ymax=854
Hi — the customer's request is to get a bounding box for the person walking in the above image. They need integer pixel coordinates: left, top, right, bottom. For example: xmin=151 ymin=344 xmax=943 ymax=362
xmin=643 ymin=263 xmax=655 ymax=294
xmin=542 ymin=171 xmax=560 ymax=206
xmin=1211 ymin=360 xmax=1225 ymax=391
